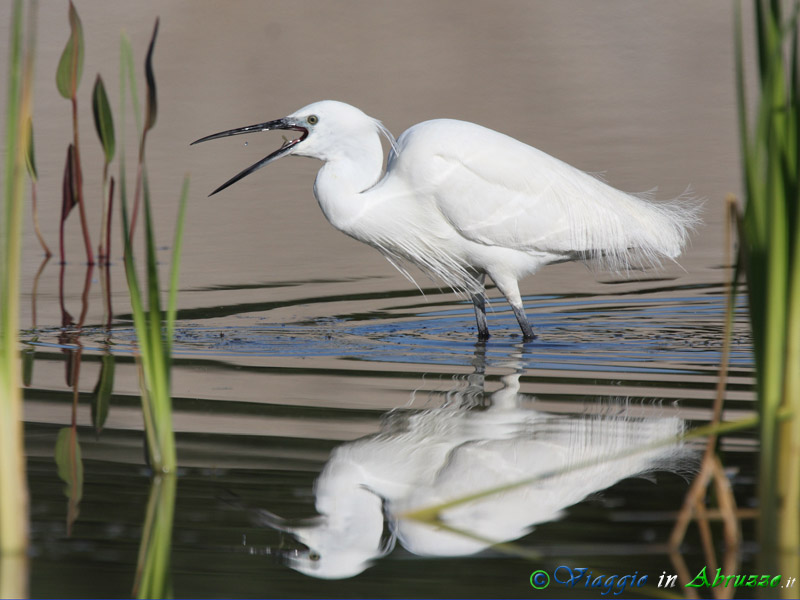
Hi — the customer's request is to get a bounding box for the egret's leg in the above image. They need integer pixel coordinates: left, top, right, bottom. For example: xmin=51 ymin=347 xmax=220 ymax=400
xmin=511 ymin=304 xmax=536 ymax=341
xmin=491 ymin=273 xmax=536 ymax=341
xmin=471 ymin=274 xmax=490 ymax=341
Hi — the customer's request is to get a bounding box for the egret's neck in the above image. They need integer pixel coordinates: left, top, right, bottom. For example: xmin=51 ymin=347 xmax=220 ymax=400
xmin=313 ymin=132 xmax=384 ymax=233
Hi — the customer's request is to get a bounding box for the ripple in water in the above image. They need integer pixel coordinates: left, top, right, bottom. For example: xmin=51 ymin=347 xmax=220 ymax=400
xmin=32 ymin=286 xmax=751 ymax=375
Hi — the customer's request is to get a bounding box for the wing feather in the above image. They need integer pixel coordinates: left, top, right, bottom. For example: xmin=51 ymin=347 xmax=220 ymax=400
xmin=393 ymin=119 xmax=700 ymax=271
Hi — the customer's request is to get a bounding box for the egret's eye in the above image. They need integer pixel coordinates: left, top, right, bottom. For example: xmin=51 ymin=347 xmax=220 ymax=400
xmin=308 ymin=551 xmax=321 ymax=561
xmin=307 ymin=115 xmax=319 ymax=125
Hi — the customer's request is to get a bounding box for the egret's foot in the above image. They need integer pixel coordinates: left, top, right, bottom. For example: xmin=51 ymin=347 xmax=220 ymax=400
xmin=511 ymin=304 xmax=535 ymax=341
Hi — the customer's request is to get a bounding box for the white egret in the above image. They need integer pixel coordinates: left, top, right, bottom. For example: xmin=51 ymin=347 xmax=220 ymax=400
xmin=192 ymin=101 xmax=700 ymax=340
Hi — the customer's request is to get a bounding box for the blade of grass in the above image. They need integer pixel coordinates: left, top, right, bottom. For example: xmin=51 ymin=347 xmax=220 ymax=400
xmin=129 ymin=20 xmax=159 ymax=239
xmin=119 ymin=35 xmax=130 ymax=214
xmin=117 ymin=19 xmax=181 ymax=476
xmin=166 ymin=176 xmax=189 ymax=355
xmin=120 ymin=187 xmax=162 ymax=468
xmin=143 ymin=18 xmax=159 ymax=133
xmin=141 ymin=170 xmax=176 ymax=472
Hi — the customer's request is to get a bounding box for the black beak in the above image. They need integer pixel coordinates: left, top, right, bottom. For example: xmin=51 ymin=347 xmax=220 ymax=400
xmin=191 ymin=118 xmax=308 ymax=196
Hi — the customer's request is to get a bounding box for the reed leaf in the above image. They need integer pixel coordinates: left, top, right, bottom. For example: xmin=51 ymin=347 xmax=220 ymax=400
xmin=735 ymin=0 xmax=800 ymax=578
xmin=166 ymin=176 xmax=190 ymax=354
xmin=118 ymin=35 xmax=131 ymax=224
xmin=120 ymin=33 xmax=142 ymax=141
xmin=144 ymin=19 xmax=159 ymax=133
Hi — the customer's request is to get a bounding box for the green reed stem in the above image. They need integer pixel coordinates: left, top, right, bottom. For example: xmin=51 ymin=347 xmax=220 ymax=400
xmin=120 ymin=174 xmax=186 ymax=474
xmin=735 ymin=0 xmax=800 ymax=578
xmin=1 ymin=0 xmax=35 ymax=564
xmin=166 ymin=177 xmax=189 ymax=355
xmin=118 ymin=24 xmax=187 ymax=475
xmin=133 ymin=473 xmax=176 ymax=599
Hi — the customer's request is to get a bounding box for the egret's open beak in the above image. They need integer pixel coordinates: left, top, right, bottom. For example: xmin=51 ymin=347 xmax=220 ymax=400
xmin=191 ymin=118 xmax=308 ymax=196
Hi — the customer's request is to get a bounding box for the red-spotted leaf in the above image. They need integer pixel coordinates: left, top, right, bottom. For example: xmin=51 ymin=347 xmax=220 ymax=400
xmin=92 ymin=75 xmax=115 ymax=164
xmin=56 ymin=0 xmax=84 ymax=99
xmin=24 ymin=117 xmax=37 ymax=181
xmin=61 ymin=144 xmax=77 ymax=221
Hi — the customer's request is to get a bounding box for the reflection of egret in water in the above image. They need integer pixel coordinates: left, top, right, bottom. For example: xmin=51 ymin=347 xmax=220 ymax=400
xmin=261 ymin=348 xmax=690 ymax=579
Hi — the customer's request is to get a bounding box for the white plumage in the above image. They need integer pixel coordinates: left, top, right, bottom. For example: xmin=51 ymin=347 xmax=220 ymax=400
xmin=193 ymin=100 xmax=701 ymax=340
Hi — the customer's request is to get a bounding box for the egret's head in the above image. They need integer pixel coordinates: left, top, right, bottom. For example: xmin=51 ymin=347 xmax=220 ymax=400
xmin=191 ymin=100 xmax=394 ymax=196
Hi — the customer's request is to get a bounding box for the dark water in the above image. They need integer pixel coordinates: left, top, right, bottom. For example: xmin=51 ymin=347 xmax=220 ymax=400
xmin=22 ymin=280 xmax=757 ymax=598
xmin=3 ymin=1 xmax=767 ymax=598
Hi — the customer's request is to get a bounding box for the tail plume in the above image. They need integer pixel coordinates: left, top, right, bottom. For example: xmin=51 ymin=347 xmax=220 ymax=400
xmin=573 ymin=186 xmax=703 ymax=273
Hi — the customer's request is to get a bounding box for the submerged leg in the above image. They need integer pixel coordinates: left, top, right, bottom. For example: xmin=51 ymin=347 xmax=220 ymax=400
xmin=491 ymin=273 xmax=536 ymax=341
xmin=511 ymin=304 xmax=536 ymax=341
xmin=471 ymin=274 xmax=490 ymax=341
